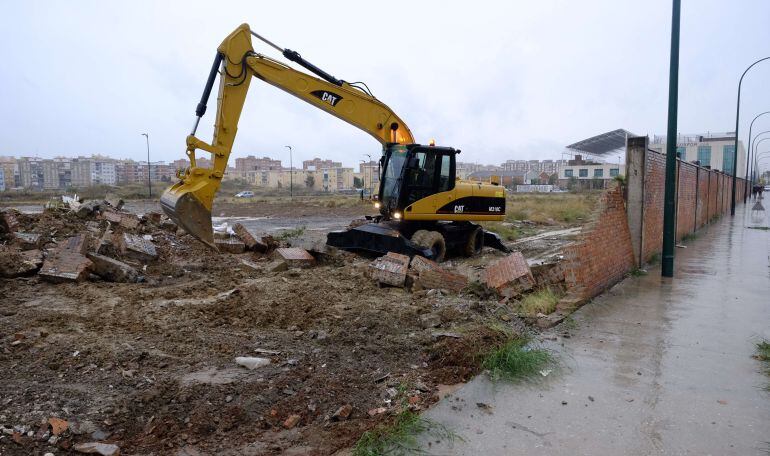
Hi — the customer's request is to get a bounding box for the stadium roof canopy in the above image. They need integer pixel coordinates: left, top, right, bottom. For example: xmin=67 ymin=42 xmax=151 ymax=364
xmin=566 ymin=129 xmax=635 ymax=156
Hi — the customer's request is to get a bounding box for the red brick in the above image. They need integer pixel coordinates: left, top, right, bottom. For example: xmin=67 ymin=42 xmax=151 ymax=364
xmin=369 ymin=252 xmax=410 ymax=287
xmin=215 ymin=238 xmax=246 ymax=254
xmin=233 ymin=223 xmax=269 ymax=252
xmin=484 ymin=251 xmax=534 ymax=295
xmin=410 ymin=255 xmax=468 ymax=292
xmin=0 ymin=210 xmax=20 ymax=234
xmin=276 ymin=247 xmax=315 ymax=267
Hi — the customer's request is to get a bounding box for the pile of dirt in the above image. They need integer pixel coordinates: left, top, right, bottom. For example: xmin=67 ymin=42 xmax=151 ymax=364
xmin=0 ymin=203 xmax=532 ymax=455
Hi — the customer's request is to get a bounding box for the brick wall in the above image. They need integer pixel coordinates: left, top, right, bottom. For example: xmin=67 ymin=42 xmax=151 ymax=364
xmin=626 ymin=138 xmax=747 ymax=266
xmin=562 ymin=184 xmax=635 ymax=300
xmin=676 ymin=162 xmax=697 ymax=240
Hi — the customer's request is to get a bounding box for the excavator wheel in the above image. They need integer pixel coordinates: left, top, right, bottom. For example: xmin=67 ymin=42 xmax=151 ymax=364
xmin=463 ymin=226 xmax=484 ymax=257
xmin=411 ymin=230 xmax=446 ymax=262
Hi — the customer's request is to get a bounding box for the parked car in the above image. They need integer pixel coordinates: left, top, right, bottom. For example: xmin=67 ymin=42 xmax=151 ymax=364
xmin=234 ymin=191 xmax=254 ymax=198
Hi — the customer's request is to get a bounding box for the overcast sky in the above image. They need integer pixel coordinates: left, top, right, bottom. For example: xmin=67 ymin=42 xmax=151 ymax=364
xmin=2 ymin=0 xmax=770 ymax=169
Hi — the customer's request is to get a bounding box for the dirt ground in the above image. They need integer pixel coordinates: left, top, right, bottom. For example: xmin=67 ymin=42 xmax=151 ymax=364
xmin=0 ymin=197 xmax=581 ymax=455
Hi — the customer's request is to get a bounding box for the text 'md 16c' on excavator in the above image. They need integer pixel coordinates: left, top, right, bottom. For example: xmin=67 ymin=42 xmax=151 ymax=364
xmin=160 ymin=23 xmax=509 ymax=261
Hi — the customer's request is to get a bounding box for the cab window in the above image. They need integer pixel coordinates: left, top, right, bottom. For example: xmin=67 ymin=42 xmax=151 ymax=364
xmin=438 ymin=154 xmax=452 ymax=192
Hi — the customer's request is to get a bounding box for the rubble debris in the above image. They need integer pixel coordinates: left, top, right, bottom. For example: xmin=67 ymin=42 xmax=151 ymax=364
xmin=103 ymin=193 xmax=124 ymax=210
xmin=0 ymin=209 xmax=20 ymax=234
xmin=409 ymin=256 xmax=468 ymax=292
xmin=75 ymin=200 xmax=101 ymax=219
xmin=235 ymin=356 xmax=271 ymax=370
xmin=48 ymin=417 xmax=68 ymax=436
xmin=233 ymin=223 xmax=264 ymax=252
xmin=39 ymin=234 xmax=93 ymax=283
xmin=73 ymin=442 xmax=121 ymax=455
xmin=332 ymin=404 xmax=353 ymax=421
xmin=13 ymin=232 xmax=42 ymax=249
xmin=283 ymin=414 xmax=301 ymax=429
xmin=368 ymin=252 xmax=410 ymax=287
xmin=0 ymin=249 xmax=43 ymax=278
xmin=160 ymin=219 xmax=177 ymax=232
xmin=116 ymin=233 xmax=157 ymax=262
xmin=87 ymin=252 xmax=141 ymax=283
xmin=268 ymin=260 xmax=289 ymax=272
xmin=483 ymin=251 xmax=535 ymax=296
xmin=214 ymin=238 xmax=246 ymax=254
xmin=276 ymin=247 xmax=315 ymax=268
xmin=102 ymin=211 xmax=140 ymax=230
xmin=143 ymin=211 xmax=162 ymax=225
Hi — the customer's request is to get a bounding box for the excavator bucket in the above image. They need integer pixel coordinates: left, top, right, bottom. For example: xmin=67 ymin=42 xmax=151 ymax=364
xmin=160 ymin=180 xmax=217 ymax=250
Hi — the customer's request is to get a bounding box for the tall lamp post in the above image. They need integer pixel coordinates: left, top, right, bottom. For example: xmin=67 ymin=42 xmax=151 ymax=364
xmin=745 ymin=112 xmax=770 ymax=203
xmin=141 ymin=133 xmax=151 ymax=198
xmin=754 ymin=149 xmax=770 ymax=184
xmin=661 ymin=0 xmax=681 ymax=278
xmin=284 ymin=145 xmax=293 ymax=199
xmin=749 ymin=132 xmax=770 ymax=190
xmin=730 ymin=56 xmax=770 ymax=215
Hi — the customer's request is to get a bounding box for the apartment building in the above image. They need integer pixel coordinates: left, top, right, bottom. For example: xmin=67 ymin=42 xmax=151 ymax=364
xmin=502 ymin=159 xmax=566 ymax=174
xmin=303 ymin=157 xmax=341 ymax=171
xmin=235 ymin=156 xmax=282 ymax=172
xmin=649 ymin=133 xmax=745 ymax=175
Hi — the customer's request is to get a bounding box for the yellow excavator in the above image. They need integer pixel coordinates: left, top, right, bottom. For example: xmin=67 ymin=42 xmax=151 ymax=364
xmin=161 ymin=24 xmax=509 ymax=261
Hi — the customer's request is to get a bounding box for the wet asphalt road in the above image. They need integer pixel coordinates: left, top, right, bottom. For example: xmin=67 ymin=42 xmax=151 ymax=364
xmin=419 ymin=201 xmax=770 ymax=455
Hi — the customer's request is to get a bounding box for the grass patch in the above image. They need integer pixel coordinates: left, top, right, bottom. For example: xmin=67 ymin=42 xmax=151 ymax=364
xmin=681 ymin=232 xmax=698 ymax=242
xmin=629 ymin=267 xmax=648 ymax=277
xmin=276 ymin=225 xmax=306 ymax=240
xmin=517 ymin=288 xmax=559 ymax=317
xmin=505 ymin=193 xmax=598 ymax=225
xmin=482 ymin=337 xmax=554 ymax=382
xmin=647 ymin=252 xmax=660 ymax=265
xmin=353 ymin=410 xmax=458 ymax=456
xmin=757 ymin=340 xmax=770 ymax=362
xmin=482 ymin=222 xmax=522 ymax=241
xmin=748 ymin=226 xmax=770 ymax=231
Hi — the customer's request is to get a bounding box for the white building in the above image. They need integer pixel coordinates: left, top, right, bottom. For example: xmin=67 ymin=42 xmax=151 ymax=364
xmin=558 ymin=154 xmax=625 ymax=189
xmin=649 ymin=133 xmax=745 ymax=175
xmin=92 ymin=161 xmax=117 ymax=185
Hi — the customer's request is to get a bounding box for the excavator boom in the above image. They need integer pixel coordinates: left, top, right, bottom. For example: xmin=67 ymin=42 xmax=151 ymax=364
xmin=161 ymin=24 xmax=413 ymax=247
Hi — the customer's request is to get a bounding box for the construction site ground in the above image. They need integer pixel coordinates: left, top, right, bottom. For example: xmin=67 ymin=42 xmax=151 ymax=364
xmin=0 ymin=194 xmax=588 ymax=455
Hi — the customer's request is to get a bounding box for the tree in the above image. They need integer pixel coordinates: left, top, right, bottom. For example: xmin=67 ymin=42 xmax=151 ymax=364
xmin=548 ymin=173 xmax=558 ymax=185
xmin=305 ymin=174 xmax=315 ymax=188
xmin=353 ymin=176 xmax=363 ymax=188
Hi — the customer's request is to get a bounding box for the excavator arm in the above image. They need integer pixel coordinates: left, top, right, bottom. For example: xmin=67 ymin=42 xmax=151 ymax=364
xmin=160 ymin=23 xmax=414 ymax=248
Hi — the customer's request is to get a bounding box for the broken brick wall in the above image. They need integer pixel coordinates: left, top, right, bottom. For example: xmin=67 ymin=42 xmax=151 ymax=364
xmin=561 ymin=184 xmax=635 ymax=300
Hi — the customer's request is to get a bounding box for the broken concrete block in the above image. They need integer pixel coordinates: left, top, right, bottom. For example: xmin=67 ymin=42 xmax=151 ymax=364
xmin=160 ymin=219 xmax=177 ymax=233
xmin=75 ymin=200 xmax=101 ymax=218
xmin=483 ymin=251 xmax=535 ymax=296
xmin=72 ymin=441 xmax=120 ymax=456
xmin=87 ymin=252 xmax=141 ymax=283
xmin=368 ymin=252 xmax=410 ymax=287
xmin=409 ymin=255 xmax=441 ymax=274
xmin=39 ymin=246 xmax=92 ymax=283
xmin=13 ymin=232 xmax=42 ymax=250
xmin=0 ymin=249 xmax=43 ymax=278
xmin=143 ymin=211 xmax=162 ymax=225
xmin=102 ymin=211 xmax=139 ymax=230
xmin=59 ymin=234 xmax=90 ymax=255
xmin=103 ymin=193 xmax=124 ymax=211
xmin=117 ymin=233 xmax=157 ymax=262
xmin=215 ymin=238 xmax=246 ymax=254
xmin=0 ymin=210 xmax=20 ymax=234
xmin=233 ymin=223 xmax=269 ymax=252
xmin=268 ymin=260 xmax=289 ymax=272
xmin=276 ymin=247 xmax=315 ymax=268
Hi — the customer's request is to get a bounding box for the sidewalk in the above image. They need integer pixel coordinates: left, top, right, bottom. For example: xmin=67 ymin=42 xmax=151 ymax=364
xmin=419 ymin=202 xmax=770 ymax=455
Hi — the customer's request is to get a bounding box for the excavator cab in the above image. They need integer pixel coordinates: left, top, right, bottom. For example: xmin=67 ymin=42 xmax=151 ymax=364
xmin=377 ymin=144 xmax=458 ymax=220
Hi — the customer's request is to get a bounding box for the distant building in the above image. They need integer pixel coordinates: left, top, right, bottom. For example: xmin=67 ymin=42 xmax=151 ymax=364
xmin=558 ymin=155 xmax=625 ymax=189
xmin=235 ymin=155 xmax=282 ymax=172
xmin=649 ymin=133 xmax=745 ymax=175
xmin=502 ymin=159 xmax=566 ymax=174
xmin=303 ymin=157 xmax=341 ymax=171
xmin=468 ymin=170 xmax=538 ymax=188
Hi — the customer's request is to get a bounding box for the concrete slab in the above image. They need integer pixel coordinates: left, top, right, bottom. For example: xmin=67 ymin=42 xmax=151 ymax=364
xmin=214 ymin=238 xmax=246 ymax=254
xmin=368 ymin=252 xmax=410 ymax=287
xmin=13 ymin=232 xmax=42 ymax=250
xmin=87 ymin=252 xmax=141 ymax=283
xmin=117 ymin=233 xmax=157 ymax=262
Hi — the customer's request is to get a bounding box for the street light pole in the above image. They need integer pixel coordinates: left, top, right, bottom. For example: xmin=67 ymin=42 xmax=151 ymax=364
xmin=730 ymin=56 xmax=770 ymax=215
xmin=285 ymin=145 xmax=293 ymax=199
xmin=750 ymin=132 xmax=770 ymax=191
xmin=745 ymin=112 xmax=770 ymax=203
xmin=141 ymin=133 xmax=151 ymax=198
xmin=661 ymin=0 xmax=681 ymax=278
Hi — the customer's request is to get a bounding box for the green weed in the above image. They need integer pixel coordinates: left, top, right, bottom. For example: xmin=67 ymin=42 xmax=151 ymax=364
xmin=517 ymin=288 xmax=559 ymax=317
xmin=482 ymin=338 xmax=554 ymax=381
xmin=352 ymin=410 xmax=458 ymax=456
xmin=276 ymin=226 xmax=306 ymax=240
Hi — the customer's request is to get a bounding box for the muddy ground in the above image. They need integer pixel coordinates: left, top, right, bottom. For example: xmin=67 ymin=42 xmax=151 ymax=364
xmin=0 ymin=198 xmax=580 ymax=455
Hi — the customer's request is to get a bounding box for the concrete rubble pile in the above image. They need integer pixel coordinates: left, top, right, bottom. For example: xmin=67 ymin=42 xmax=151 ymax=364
xmin=0 ymin=194 xmax=310 ymax=285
